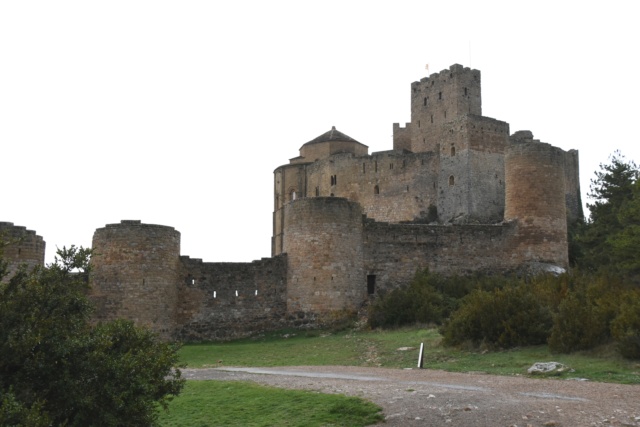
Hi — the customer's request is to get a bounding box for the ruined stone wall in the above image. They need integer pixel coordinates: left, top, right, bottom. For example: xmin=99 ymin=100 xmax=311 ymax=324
xmin=0 ymin=222 xmax=45 ymax=280
xmin=505 ymin=141 xmax=569 ymax=268
xmin=175 ymin=255 xmax=288 ymax=341
xmin=283 ymin=197 xmax=365 ymax=317
xmin=89 ymin=220 xmax=181 ymax=340
xmin=363 ymin=221 xmax=515 ymax=295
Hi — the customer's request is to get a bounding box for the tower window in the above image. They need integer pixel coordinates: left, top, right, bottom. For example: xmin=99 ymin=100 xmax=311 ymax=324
xmin=330 ymin=175 xmax=337 ymax=186
xmin=367 ymin=275 xmax=376 ymax=295
xmin=374 ymin=185 xmax=380 ymax=195
xmin=290 ymin=190 xmax=296 ymax=200
xmin=362 ymin=163 xmax=366 ymax=173
xmin=390 ymin=163 xmax=393 ymax=170
xmin=439 ymin=92 xmax=442 ymax=100
xmin=449 ymin=176 xmax=455 ymax=186
xmin=451 ymin=146 xmax=456 ymax=156
xmin=430 ymin=115 xmax=433 ymax=124
xmin=464 ymin=87 xmax=468 ymax=96
xmin=315 ymin=186 xmax=319 ymax=197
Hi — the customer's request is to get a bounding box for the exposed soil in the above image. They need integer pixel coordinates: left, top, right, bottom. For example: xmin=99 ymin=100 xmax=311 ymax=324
xmin=182 ymin=366 xmax=640 ymax=427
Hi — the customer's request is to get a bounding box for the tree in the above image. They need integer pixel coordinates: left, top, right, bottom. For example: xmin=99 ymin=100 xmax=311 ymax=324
xmin=576 ymin=151 xmax=639 ymax=276
xmin=0 ymin=245 xmax=184 ymax=426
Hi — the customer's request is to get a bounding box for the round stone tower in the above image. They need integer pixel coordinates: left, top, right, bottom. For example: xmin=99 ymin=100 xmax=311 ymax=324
xmin=504 ymin=138 xmax=568 ymax=269
xmin=283 ymin=197 xmax=365 ymax=317
xmin=0 ymin=222 xmax=45 ymax=280
xmin=89 ymin=220 xmax=181 ymax=339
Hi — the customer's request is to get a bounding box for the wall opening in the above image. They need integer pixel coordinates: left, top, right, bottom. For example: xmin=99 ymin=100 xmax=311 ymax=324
xmin=315 ymin=186 xmax=319 ymax=197
xmin=362 ymin=163 xmax=366 ymax=173
xmin=213 ymin=291 xmax=216 ymax=298
xmin=374 ymin=185 xmax=380 ymax=195
xmin=451 ymin=146 xmax=456 ymax=156
xmin=389 ymin=163 xmax=393 ymax=170
xmin=439 ymin=91 xmax=442 ymax=100
xmin=235 ymin=290 xmax=238 ymax=297
xmin=464 ymin=87 xmax=468 ymax=96
xmin=367 ymin=275 xmax=376 ymax=295
xmin=290 ymin=190 xmax=296 ymax=201
xmin=449 ymin=175 xmax=455 ymax=186
xmin=430 ymin=115 xmax=433 ymax=124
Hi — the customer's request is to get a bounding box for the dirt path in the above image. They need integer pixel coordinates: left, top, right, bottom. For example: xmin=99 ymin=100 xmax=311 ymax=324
xmin=182 ymin=366 xmax=640 ymax=426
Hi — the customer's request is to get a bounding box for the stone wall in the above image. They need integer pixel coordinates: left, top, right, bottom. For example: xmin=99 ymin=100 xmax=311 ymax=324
xmin=363 ymin=220 xmax=514 ymax=294
xmin=0 ymin=222 xmax=45 ymax=281
xmin=175 ymin=256 xmax=288 ymax=341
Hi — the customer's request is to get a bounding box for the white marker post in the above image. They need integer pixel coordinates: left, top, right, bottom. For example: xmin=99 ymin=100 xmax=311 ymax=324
xmin=417 ymin=342 xmax=424 ymax=369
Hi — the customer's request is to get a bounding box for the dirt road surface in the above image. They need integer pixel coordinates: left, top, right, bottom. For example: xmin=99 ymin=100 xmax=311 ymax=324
xmin=182 ymin=366 xmax=640 ymax=426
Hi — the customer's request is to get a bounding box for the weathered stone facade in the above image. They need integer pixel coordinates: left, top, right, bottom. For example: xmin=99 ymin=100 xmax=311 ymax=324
xmin=2 ymin=64 xmax=582 ymax=341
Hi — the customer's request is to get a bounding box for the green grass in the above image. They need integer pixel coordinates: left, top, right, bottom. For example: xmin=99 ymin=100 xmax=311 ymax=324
xmin=158 ymin=380 xmax=383 ymax=427
xmin=179 ymin=327 xmax=640 ymax=384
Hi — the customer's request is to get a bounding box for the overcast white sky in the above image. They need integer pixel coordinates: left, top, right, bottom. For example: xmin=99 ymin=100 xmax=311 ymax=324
xmin=1 ymin=1 xmax=638 ymax=264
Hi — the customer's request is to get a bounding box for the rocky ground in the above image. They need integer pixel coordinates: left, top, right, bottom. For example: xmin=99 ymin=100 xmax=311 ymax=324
xmin=182 ymin=365 xmax=640 ymax=427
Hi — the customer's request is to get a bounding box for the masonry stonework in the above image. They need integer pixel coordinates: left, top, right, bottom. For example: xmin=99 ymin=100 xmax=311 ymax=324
xmin=3 ymin=64 xmax=582 ymax=341
xmin=0 ymin=222 xmax=45 ymax=281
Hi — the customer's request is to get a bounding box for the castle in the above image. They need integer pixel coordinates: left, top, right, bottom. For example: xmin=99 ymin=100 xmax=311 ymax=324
xmin=2 ymin=64 xmax=581 ymax=341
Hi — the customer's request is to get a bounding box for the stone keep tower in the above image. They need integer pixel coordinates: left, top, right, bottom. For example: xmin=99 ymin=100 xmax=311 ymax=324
xmin=89 ymin=220 xmax=181 ymax=339
xmin=0 ymin=222 xmax=45 ymax=280
xmin=393 ymin=64 xmax=509 ymax=224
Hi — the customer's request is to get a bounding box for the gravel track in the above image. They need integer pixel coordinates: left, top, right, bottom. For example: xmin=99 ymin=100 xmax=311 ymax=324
xmin=182 ymin=366 xmax=640 ymax=427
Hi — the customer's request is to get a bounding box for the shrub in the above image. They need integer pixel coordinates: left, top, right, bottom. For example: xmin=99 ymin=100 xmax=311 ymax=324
xmin=441 ymin=283 xmax=553 ymax=349
xmin=610 ymin=289 xmax=640 ymax=359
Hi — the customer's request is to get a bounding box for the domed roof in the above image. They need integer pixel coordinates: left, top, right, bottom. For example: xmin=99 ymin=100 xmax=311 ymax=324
xmin=303 ymin=126 xmax=361 ymax=146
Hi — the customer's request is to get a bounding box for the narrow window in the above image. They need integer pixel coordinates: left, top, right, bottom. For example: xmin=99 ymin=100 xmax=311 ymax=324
xmin=418 ymin=120 xmax=421 ymax=128
xmin=367 ymin=275 xmax=376 ymax=295
xmin=439 ymin=91 xmax=442 ymax=100
xmin=213 ymin=291 xmax=217 ymax=298
xmin=389 ymin=163 xmax=393 ymax=170
xmin=430 ymin=115 xmax=433 ymax=124
xmin=362 ymin=163 xmax=366 ymax=173
xmin=374 ymin=185 xmax=380 ymax=195
xmin=255 ymin=290 xmax=258 ymax=296
xmin=315 ymin=186 xmax=319 ymax=196
xmin=451 ymin=146 xmax=456 ymax=156
xmin=235 ymin=290 xmax=238 ymax=297
xmin=423 ymin=97 xmax=427 ymax=106
xmin=333 ymin=175 xmax=337 ymax=185
xmin=444 ymin=111 xmax=447 ymax=119
xmin=449 ymin=176 xmax=455 ymax=186
xmin=191 ymin=278 xmax=195 ymax=285
xmin=290 ymin=190 xmax=296 ymax=200
xmin=464 ymin=87 xmax=468 ymax=96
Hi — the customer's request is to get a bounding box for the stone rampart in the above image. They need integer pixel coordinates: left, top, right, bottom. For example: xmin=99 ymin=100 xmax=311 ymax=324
xmin=175 ymin=255 xmax=287 ymax=341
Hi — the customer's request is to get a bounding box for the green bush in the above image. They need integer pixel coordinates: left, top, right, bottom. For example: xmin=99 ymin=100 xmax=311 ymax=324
xmin=548 ymin=292 xmax=609 ymax=353
xmin=368 ymin=270 xmax=446 ymax=328
xmin=610 ymin=289 xmax=640 ymax=359
xmin=441 ymin=283 xmax=553 ymax=349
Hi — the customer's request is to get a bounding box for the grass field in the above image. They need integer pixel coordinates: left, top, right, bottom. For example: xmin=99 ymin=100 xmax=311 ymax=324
xmin=179 ymin=327 xmax=640 ymax=384
xmin=158 ymin=381 xmax=383 ymax=427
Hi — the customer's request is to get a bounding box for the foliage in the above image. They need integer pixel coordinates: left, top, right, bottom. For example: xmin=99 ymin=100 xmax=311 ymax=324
xmin=158 ymin=381 xmax=384 ymax=427
xmin=575 ymin=151 xmax=640 ymax=278
xmin=368 ymin=269 xmax=509 ymax=329
xmin=441 ymin=282 xmax=553 ymax=349
xmin=0 ymin=246 xmax=184 ymax=426
xmin=610 ymin=289 xmax=640 ymax=359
